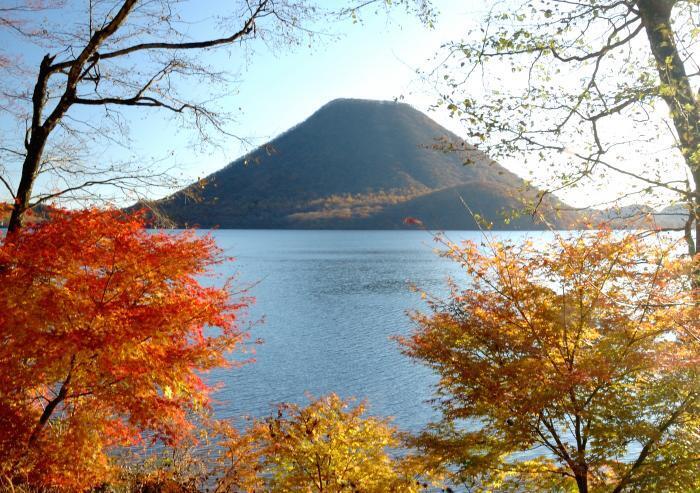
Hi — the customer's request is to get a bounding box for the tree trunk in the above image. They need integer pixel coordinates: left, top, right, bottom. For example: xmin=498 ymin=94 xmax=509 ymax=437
xmin=6 ymin=0 xmax=138 ymax=234
xmin=26 ymin=356 xmax=75 ymax=449
xmin=8 ymin=134 xmax=49 ymax=234
xmin=7 ymin=54 xmax=54 ymax=234
xmin=575 ymin=476 xmax=588 ymax=493
xmin=574 ymin=465 xmax=588 ymax=493
xmin=637 ymin=0 xmax=700 ymax=257
xmin=26 ymin=381 xmax=69 ymax=449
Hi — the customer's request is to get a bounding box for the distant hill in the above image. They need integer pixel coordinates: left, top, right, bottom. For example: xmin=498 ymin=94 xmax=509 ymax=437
xmin=0 ymin=203 xmax=56 ymax=228
xmin=577 ymin=203 xmax=690 ymax=230
xmin=149 ymin=98 xmax=580 ymax=230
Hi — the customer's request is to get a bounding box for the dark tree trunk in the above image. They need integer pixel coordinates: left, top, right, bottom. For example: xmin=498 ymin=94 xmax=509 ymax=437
xmin=26 ymin=379 xmax=69 ymax=449
xmin=637 ymin=0 xmax=700 ymax=258
xmin=575 ymin=475 xmax=588 ymax=493
xmin=25 ymin=356 xmax=76 ymax=449
xmin=7 ymin=54 xmax=54 ymax=234
xmin=574 ymin=463 xmax=589 ymax=493
xmin=7 ymin=0 xmax=138 ymax=234
xmin=8 ymin=135 xmax=48 ymax=234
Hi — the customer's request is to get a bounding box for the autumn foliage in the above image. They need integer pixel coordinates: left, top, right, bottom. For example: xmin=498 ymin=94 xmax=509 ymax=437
xmin=0 ymin=209 xmax=248 ymax=490
xmin=400 ymin=230 xmax=700 ymax=492
xmin=215 ymin=394 xmax=436 ymax=492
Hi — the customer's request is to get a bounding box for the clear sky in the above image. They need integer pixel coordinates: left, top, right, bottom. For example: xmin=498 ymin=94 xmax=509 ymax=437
xmin=0 ymin=0 xmax=683 ymax=210
xmin=123 ymin=0 xmax=481 ymax=180
xmin=0 ymin=1 xmax=493 ymax=205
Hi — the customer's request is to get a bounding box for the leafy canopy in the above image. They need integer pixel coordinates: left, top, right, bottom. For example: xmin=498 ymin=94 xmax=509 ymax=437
xmin=0 ymin=209 xmax=249 ymax=490
xmin=400 ymin=230 xmax=700 ymax=492
xmin=431 ymin=0 xmax=700 ymax=253
xmin=215 ymin=393 xmax=438 ymax=492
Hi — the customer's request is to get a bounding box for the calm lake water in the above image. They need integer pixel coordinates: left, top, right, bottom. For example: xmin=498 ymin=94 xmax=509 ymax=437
xmin=204 ymin=229 xmax=536 ymax=432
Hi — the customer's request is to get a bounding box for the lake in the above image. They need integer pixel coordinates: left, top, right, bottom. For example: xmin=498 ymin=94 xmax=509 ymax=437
xmin=204 ymin=229 xmax=535 ymax=432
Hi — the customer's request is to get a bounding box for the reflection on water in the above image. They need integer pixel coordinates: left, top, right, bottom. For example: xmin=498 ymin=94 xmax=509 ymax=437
xmin=204 ymin=229 xmax=536 ymax=431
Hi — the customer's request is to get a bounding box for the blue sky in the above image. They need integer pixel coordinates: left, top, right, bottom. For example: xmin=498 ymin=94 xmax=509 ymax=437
xmin=2 ymin=1 xmax=681 ymax=210
xmin=132 ymin=0 xmax=480 ymax=178
xmin=0 ymin=0 xmax=486 ymax=205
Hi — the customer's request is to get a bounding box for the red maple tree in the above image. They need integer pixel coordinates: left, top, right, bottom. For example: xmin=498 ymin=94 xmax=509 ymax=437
xmin=0 ymin=209 xmax=249 ymax=490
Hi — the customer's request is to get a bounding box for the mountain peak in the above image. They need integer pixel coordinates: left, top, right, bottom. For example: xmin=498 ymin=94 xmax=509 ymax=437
xmin=153 ymin=99 xmax=574 ymax=229
xmin=321 ymin=97 xmax=407 ymax=107
xmin=310 ymin=97 xmax=426 ymax=122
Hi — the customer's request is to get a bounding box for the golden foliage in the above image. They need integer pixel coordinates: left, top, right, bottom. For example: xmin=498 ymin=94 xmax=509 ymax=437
xmin=399 ymin=230 xmax=700 ymax=492
xmin=215 ymin=394 xmax=438 ymax=492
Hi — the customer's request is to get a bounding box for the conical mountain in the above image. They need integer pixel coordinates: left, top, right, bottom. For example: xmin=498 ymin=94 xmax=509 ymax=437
xmin=153 ymin=98 xmax=574 ymax=229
